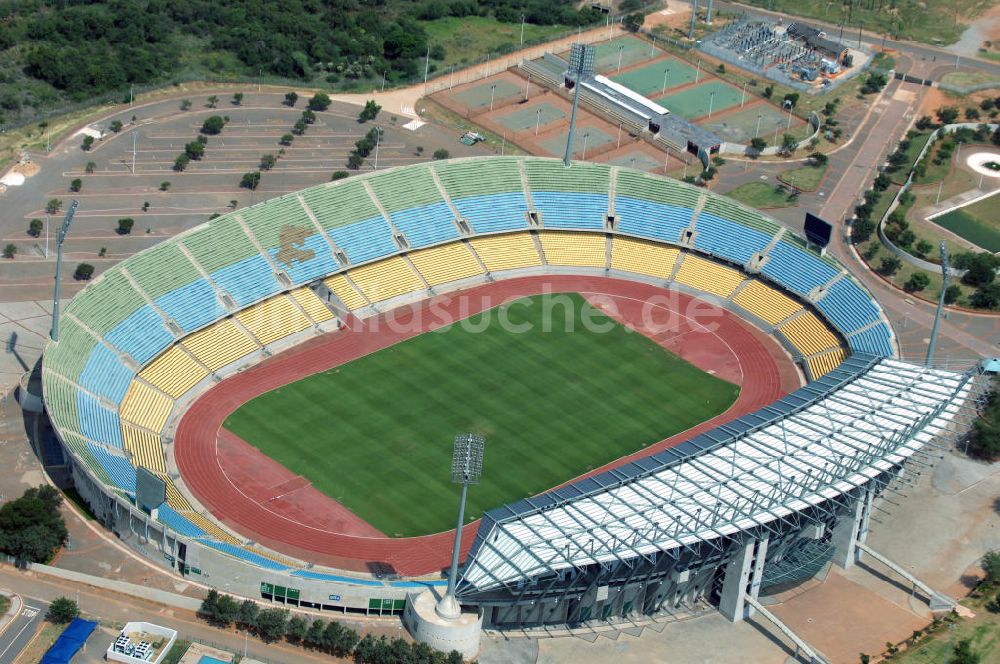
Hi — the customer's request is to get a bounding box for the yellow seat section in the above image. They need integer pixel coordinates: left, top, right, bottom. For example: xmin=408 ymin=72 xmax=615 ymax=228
xmin=733 ymin=280 xmax=802 ymax=325
xmin=181 ymin=511 xmax=242 ymax=545
xmin=610 ymin=237 xmax=679 ymax=279
xmin=290 ymin=287 xmax=334 ymax=323
xmin=348 ymin=257 xmax=424 ymax=304
xmin=779 ymin=312 xmax=840 ymax=356
xmin=469 ymin=233 xmax=541 ymax=271
xmin=181 ymin=319 xmax=260 ymax=371
xmin=159 ymin=475 xmax=194 ymax=511
xmin=807 ymin=347 xmax=846 ymax=380
xmin=675 ymin=254 xmax=745 ymax=298
xmin=539 ymin=232 xmax=606 ymax=267
xmin=409 ymin=243 xmax=484 ymax=286
xmin=120 ymin=380 xmax=173 ymax=433
xmin=121 ymin=422 xmax=166 ymax=473
xmin=140 ymin=346 xmax=208 ymax=398
xmin=236 ymin=295 xmax=311 ymax=345
xmin=323 ymin=274 xmax=368 ymax=311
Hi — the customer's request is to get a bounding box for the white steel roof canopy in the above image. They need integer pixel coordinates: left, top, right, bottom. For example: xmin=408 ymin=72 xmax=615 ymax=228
xmin=459 ymin=356 xmax=972 ymax=593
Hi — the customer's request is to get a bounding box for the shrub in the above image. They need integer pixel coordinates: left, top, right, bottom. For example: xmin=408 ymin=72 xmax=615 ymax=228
xmin=47 ymin=597 xmax=79 ymax=624
xmin=944 ymin=284 xmax=962 ymax=305
xmin=279 ymin=133 xmax=294 ymax=146
xmin=232 ymin=92 xmax=244 ymax=105
xmin=346 ymin=153 xmax=364 ymax=170
xmin=69 ymin=178 xmax=81 ymax=192
xmin=963 ymin=253 xmax=998 ymax=286
xmin=308 ymin=92 xmax=332 ymax=111
xmin=110 ymin=119 xmax=123 ymax=133
xmin=117 ymin=218 xmax=135 ymax=235
xmin=292 ymin=120 xmax=307 ymax=135
xmin=184 ymin=141 xmax=205 ymax=160
xmin=358 ymin=99 xmax=381 ymax=121
xmin=180 ymin=99 xmax=192 ymax=111
xmin=259 ymin=154 xmax=277 ymax=170
xmin=878 ymin=256 xmax=901 ymax=276
xmin=159 ymin=181 xmax=170 ymax=191
xmin=173 ymin=154 xmax=190 ymax=171
xmin=28 ymin=219 xmax=43 ymax=237
xmin=284 ymin=91 xmax=298 ymax=107
xmin=240 ymin=171 xmax=261 ymax=189
xmin=46 ymin=199 xmax=62 ymax=214
xmin=74 ymin=263 xmax=95 ymax=280
xmin=433 ymin=148 xmax=450 ymax=160
xmin=331 ymin=171 xmax=350 ymax=180
xmin=81 ymin=135 xmax=94 ymax=151
xmin=200 ymin=115 xmax=226 ymax=135
xmin=301 ymin=109 xmax=316 ymax=124
xmin=2 ymin=243 xmax=15 ymax=259
xmin=904 ymin=272 xmax=930 ymax=292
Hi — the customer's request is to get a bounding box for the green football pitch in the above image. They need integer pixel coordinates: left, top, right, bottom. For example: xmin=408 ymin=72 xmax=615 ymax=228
xmin=224 ymin=293 xmax=739 ymax=537
xmin=931 ymin=192 xmax=1000 ymax=252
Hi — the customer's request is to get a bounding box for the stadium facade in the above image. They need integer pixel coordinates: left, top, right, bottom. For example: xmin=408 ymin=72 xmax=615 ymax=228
xmin=39 ymin=158 xmax=985 ymax=638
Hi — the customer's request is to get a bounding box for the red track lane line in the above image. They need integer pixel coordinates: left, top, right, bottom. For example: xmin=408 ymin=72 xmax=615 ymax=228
xmin=175 ymin=276 xmax=797 ymax=575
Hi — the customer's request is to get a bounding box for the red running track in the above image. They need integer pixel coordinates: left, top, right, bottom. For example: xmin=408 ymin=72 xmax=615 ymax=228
xmin=174 ymin=276 xmax=801 ymax=576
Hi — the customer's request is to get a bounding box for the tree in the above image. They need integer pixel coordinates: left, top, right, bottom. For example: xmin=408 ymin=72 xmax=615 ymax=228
xmin=0 ymin=486 xmax=67 ymax=564
xmin=878 ymin=256 xmax=902 ymax=276
xmin=279 ymin=133 xmax=294 ymax=146
xmin=46 ymin=198 xmax=62 ymax=215
xmin=904 ymin=272 xmax=930 ymax=293
xmin=949 ymin=639 xmax=981 ymax=664
xmin=872 ymin=173 xmax=891 ymax=191
xmin=971 ymin=381 xmax=1000 ymax=458
xmin=331 ymin=171 xmax=349 ymax=180
xmin=944 ymin=284 xmax=962 ymax=305
xmin=915 ymin=239 xmax=933 ymax=257
xmin=762 ymin=85 xmax=773 ymax=99
xmin=81 ymin=135 xmax=94 ymax=151
xmin=47 ymin=597 xmax=79 ymax=624
xmin=433 ymin=148 xmax=450 ymax=160
xmin=861 ymin=72 xmax=887 ymax=95
xmin=358 ymin=99 xmax=381 ymax=122
xmin=117 ymin=218 xmax=135 ymax=235
xmin=354 ymin=137 xmax=374 ymax=158
xmin=623 ymin=12 xmax=644 ymax=31
xmin=347 ymin=153 xmax=364 ymax=169
xmin=240 ymin=171 xmax=261 ymax=189
xmin=749 ymin=137 xmax=767 ymax=153
xmin=254 ymin=607 xmax=288 ymax=643
xmin=232 ymin=92 xmax=244 ymax=105
xmin=780 ymin=133 xmax=798 ymax=155
xmin=2 ymin=244 xmax=15 ymax=259
xmin=85 ymin=161 xmax=96 ymax=174
xmin=965 ymin=107 xmax=981 ymax=121
xmin=173 ymin=154 xmax=191 ymax=172
xmin=180 ymin=99 xmax=192 ymax=111
xmin=259 ymin=154 xmax=277 ymax=170
xmin=185 ymin=141 xmax=205 ymax=160
xmin=28 ymin=219 xmax=43 ymax=237
xmin=159 ymin=181 xmax=170 ymax=191
xmin=308 ymin=92 xmax=332 ymax=111
xmin=201 ymin=115 xmax=226 ymax=135
xmin=963 ymin=253 xmax=998 ymax=286
xmin=304 ymin=619 xmax=325 ymax=648
xmin=207 ymin=95 xmax=219 ymax=108
xmin=936 ymin=106 xmax=960 ymax=124
xmin=783 ymin=92 xmax=800 ymax=108
xmin=301 ymin=109 xmax=316 ymax=124
xmin=110 ymin=119 xmax=123 ymax=133
xmin=236 ymin=599 xmax=259 ymax=630
xmin=971 ymin=283 xmax=1000 ymax=310
xmin=286 ymin=616 xmax=308 ymax=643
xmin=982 ymin=551 xmax=1000 ymax=585
xmin=73 ymin=263 xmax=94 ymax=280
xmin=292 ymin=119 xmax=307 ymax=135
xmin=69 ymin=178 xmax=82 ymax=192
xmin=284 ymin=91 xmax=298 ymax=107
xmin=809 ymin=151 xmax=829 ymax=167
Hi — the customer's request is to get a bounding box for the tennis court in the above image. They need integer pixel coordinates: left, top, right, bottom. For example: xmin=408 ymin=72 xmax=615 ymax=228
xmin=539 ymin=126 xmax=614 ymax=159
xmin=494 ymin=101 xmax=566 ymax=132
xmin=561 ymin=36 xmax=663 ymax=74
xmin=661 ymin=81 xmax=744 ymax=120
xmin=605 ymin=150 xmax=664 ymax=173
xmin=698 ymin=103 xmax=795 ymax=143
xmin=612 ymin=57 xmax=699 ymax=97
xmin=451 ymin=79 xmax=522 ymax=110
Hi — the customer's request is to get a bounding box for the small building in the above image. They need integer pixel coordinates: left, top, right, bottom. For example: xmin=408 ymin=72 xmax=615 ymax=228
xmin=41 ymin=618 xmax=98 ymax=664
xmin=106 ymin=622 xmax=177 ymax=664
xmin=787 ymin=22 xmax=849 ymax=62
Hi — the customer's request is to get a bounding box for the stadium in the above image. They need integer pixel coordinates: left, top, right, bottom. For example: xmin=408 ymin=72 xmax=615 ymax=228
xmin=40 ymin=156 xmax=984 ymax=652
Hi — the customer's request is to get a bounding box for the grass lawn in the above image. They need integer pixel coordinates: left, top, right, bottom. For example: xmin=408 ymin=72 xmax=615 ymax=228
xmin=726 ymin=181 xmax=799 ymax=209
xmin=890 ymin=595 xmax=1000 ymax=664
xmin=779 ymin=163 xmax=828 ymax=191
xmin=932 ymin=192 xmax=1000 ymax=252
xmin=420 ymin=16 xmax=569 ymax=71
xmin=0 ymin=594 xmax=8 ymax=615
xmin=940 ymin=70 xmax=1000 ymax=90
xmin=890 ymin=131 xmax=933 ymax=185
xmin=161 ymin=640 xmax=192 ymax=664
xmin=225 ymin=293 xmax=739 ymax=537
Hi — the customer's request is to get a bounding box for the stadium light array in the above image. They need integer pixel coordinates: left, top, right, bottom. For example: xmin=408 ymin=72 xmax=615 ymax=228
xmin=438 ymin=433 xmax=486 ymax=620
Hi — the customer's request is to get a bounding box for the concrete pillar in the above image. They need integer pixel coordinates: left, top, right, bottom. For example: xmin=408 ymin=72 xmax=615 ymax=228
xmin=831 ymin=491 xmax=868 ymax=569
xmin=719 ymin=537 xmax=768 ymax=622
xmin=705 ymin=0 xmax=714 ymax=23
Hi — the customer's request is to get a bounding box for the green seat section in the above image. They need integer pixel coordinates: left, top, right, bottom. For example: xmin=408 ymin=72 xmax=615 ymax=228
xmin=524 ymin=159 xmax=609 ymax=194
xmin=125 ymin=241 xmax=202 ymax=300
xmin=701 ymin=195 xmax=780 ymax=236
xmin=44 ymin=374 xmax=81 ymax=433
xmin=301 ymin=179 xmax=382 ymax=230
xmin=64 ymin=268 xmax=146 ymax=335
xmin=182 ymin=214 xmax=259 ymax=273
xmin=240 ymin=196 xmax=314 ymax=251
xmin=368 ymin=165 xmax=442 ymax=212
xmin=434 ymin=158 xmax=524 ymax=198
xmin=616 ymin=169 xmax=702 ymax=209
xmin=44 ymin=317 xmax=97 ymax=381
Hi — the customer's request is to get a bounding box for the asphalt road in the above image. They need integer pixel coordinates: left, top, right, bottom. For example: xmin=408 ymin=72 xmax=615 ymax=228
xmin=0 ymin=597 xmax=48 ymax=664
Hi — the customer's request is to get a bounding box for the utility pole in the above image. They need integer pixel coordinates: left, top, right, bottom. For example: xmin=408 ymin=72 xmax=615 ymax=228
xmin=423 ymin=45 xmax=431 ymax=92
xmin=373 ymin=127 xmax=381 ymax=170
xmin=131 ymin=132 xmax=137 ymax=175
xmin=50 ymin=200 xmax=78 ymax=342
xmin=520 ymin=14 xmax=525 ymax=48
xmin=926 ymin=242 xmax=949 ymax=367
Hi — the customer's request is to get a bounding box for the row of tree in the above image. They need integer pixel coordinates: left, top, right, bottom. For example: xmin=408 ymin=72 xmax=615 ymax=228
xmin=198 ymin=590 xmax=468 ymax=663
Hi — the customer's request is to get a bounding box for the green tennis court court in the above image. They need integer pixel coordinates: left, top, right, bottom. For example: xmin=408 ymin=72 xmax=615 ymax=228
xmin=611 ymin=58 xmax=698 ymax=97
xmin=494 ymin=102 xmax=566 ymax=132
xmin=539 ymin=127 xmax=614 ymax=158
xmin=661 ymin=81 xmax=744 ymax=120
xmin=451 ymin=79 xmax=522 ymax=110
xmin=606 ymin=151 xmax=664 ymax=173
xmin=562 ymin=36 xmax=662 ymax=74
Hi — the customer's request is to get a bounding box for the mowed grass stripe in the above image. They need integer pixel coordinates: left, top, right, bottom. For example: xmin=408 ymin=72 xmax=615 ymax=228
xmin=224 ymin=293 xmax=739 ymax=537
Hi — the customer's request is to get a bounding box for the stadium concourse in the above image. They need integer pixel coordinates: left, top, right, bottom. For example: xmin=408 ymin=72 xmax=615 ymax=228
xmin=39 ymin=156 xmax=983 ymax=642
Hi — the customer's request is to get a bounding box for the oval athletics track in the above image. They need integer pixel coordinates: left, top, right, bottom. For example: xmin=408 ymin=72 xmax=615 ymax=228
xmin=174 ymin=275 xmax=802 ymax=576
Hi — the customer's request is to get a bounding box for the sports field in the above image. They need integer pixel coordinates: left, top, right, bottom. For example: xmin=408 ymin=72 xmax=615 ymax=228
xmin=661 ymin=81 xmax=744 ymax=120
xmin=931 ymin=192 xmax=1000 ymax=252
xmin=494 ymin=102 xmax=566 ymax=132
xmin=562 ymin=35 xmax=662 ymax=74
xmin=611 ymin=58 xmax=698 ymax=97
xmin=224 ymin=293 xmax=739 ymax=537
xmin=451 ymin=79 xmax=521 ymax=110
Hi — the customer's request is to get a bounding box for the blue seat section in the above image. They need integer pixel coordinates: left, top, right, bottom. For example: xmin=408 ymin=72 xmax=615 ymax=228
xmin=532 ymin=192 xmax=607 ymax=231
xmin=200 ymin=540 xmax=290 ymax=571
xmin=848 ymin=323 xmax=894 ymax=357
xmin=389 ymin=579 xmax=449 ymax=588
xmin=77 ymin=391 xmax=124 ymax=449
xmin=615 ymin=196 xmax=691 ymax=244
xmin=210 ymin=254 xmax=280 ymax=308
xmin=104 ymin=305 xmax=174 ymax=365
xmin=694 ymin=212 xmax=772 ymax=265
xmin=79 ymin=343 xmax=132 ymax=405
xmin=816 ymin=279 xmax=883 ymax=333
xmin=454 ymin=193 xmax=528 ymax=233
xmin=269 ymin=233 xmax=339 ymax=284
xmin=86 ymin=442 xmax=136 ymax=495
xmin=155 ymin=279 xmax=225 ymax=333
xmin=290 ymin=570 xmax=385 ymax=587
xmin=327 ymin=215 xmax=398 ymax=265
xmin=157 ymin=504 xmax=206 ymax=538
xmin=389 ymin=202 xmax=459 ymax=249
xmin=760 ymin=241 xmax=840 ymax=296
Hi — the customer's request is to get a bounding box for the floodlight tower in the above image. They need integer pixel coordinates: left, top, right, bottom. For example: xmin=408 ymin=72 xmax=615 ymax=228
xmin=926 ymin=242 xmax=949 ymax=367
xmin=436 ymin=433 xmax=486 ymax=620
xmin=50 ymin=200 xmax=78 ymax=342
xmin=564 ymin=43 xmax=595 ymax=167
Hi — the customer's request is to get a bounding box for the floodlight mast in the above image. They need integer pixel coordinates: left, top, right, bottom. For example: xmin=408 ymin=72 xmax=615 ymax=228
xmin=563 ymin=44 xmax=595 ymax=167
xmin=926 ymin=242 xmax=949 ymax=367
xmin=50 ymin=200 xmax=79 ymax=342
xmin=436 ymin=433 xmax=485 ymax=620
